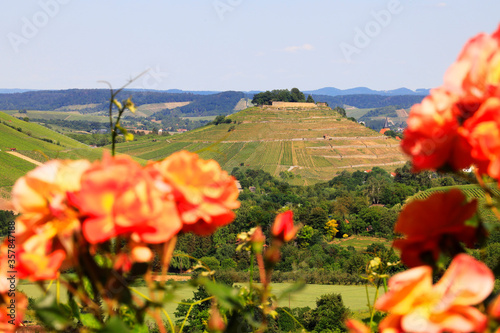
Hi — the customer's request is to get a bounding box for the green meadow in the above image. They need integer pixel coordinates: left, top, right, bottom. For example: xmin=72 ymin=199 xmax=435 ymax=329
xmin=18 ymin=281 xmax=380 ymax=321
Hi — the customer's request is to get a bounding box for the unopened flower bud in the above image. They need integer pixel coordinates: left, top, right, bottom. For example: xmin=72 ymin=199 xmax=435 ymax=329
xmin=264 ymin=246 xmax=281 ymax=266
xmin=208 ymin=305 xmax=225 ymax=332
xmin=250 ymin=226 xmax=265 ymax=253
xmin=271 ymin=211 xmax=297 ymax=243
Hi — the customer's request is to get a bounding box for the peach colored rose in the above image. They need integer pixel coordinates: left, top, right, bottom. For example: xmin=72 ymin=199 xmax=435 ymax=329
xmin=12 ymin=159 xmax=90 ymax=236
xmin=16 ymin=233 xmax=66 ymax=281
xmin=393 ymin=189 xmax=478 ymax=267
xmin=69 ymin=153 xmax=182 ymax=244
xmin=376 ymin=254 xmax=494 ymax=333
xmin=0 ymin=292 xmax=27 ymax=332
xmin=8 ymin=159 xmax=91 ymax=280
xmin=147 ymin=151 xmax=240 ymax=235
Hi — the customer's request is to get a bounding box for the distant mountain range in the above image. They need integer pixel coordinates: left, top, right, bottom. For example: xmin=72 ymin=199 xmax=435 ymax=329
xmin=0 ymin=87 xmax=430 ymax=97
xmin=304 ymin=87 xmax=430 ymax=96
xmin=0 ymin=89 xmax=35 ymax=94
xmin=140 ymin=87 xmax=430 ymax=97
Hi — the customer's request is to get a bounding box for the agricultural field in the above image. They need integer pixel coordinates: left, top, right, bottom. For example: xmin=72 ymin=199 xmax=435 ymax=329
xmin=135 ymin=101 xmax=192 ymax=117
xmin=411 ymin=183 xmax=500 ymax=200
xmin=331 ymin=236 xmax=392 ymax=250
xmin=109 ymin=105 xmax=407 ymax=183
xmin=345 ymin=108 xmax=374 ymax=119
xmin=4 ymin=110 xmax=109 ymax=123
xmin=18 ymin=281 xmax=382 ymax=322
xmin=0 ymin=152 xmax=37 ymax=188
xmin=181 ymin=115 xmax=216 ymax=122
xmin=410 ymin=184 xmax=500 ymax=224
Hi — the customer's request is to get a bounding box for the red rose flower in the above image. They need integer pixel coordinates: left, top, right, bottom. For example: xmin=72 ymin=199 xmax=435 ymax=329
xmin=393 ymin=189 xmax=478 ymax=267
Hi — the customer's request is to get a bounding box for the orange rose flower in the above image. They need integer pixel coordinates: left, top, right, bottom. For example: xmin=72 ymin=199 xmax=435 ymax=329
xmin=9 ymin=159 xmax=91 ymax=280
xmin=402 ymin=24 xmax=500 ymax=174
xmin=444 ymin=25 xmax=500 ymax=106
xmin=489 ymin=293 xmax=500 ymax=320
xmin=147 ymin=151 xmax=240 ymax=235
xmin=401 ymin=88 xmax=475 ymax=172
xmin=12 ymin=159 xmax=90 ymax=236
xmin=393 ymin=189 xmax=478 ymax=267
xmin=16 ymin=233 xmax=65 ymax=281
xmin=271 ymin=211 xmax=297 ymax=243
xmin=346 ymin=319 xmax=371 ymax=333
xmin=376 ymin=254 xmax=494 ymax=333
xmin=0 ymin=292 xmax=27 ymax=333
xmin=0 ymin=242 xmax=12 ymax=294
xmin=69 ymin=153 xmax=182 ymax=244
xmin=460 ymin=97 xmax=500 ymax=179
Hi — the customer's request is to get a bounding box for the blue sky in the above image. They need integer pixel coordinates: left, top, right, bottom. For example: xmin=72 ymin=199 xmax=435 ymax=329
xmin=1 ymin=1 xmax=499 ymax=92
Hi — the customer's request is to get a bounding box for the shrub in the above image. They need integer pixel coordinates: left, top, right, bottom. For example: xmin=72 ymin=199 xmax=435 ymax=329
xmin=198 ymin=256 xmax=220 ymax=271
xmin=302 ymin=293 xmax=350 ymax=332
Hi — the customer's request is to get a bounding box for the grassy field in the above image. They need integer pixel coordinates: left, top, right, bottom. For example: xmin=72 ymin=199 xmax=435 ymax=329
xmin=181 ymin=115 xmax=216 ymax=121
xmin=18 ymin=281 xmax=381 ymax=321
xmin=3 ymin=110 xmax=110 ymax=123
xmin=111 ymin=106 xmax=406 ymax=183
xmin=331 ymin=236 xmax=392 ymax=250
xmin=346 ymin=108 xmax=374 ymax=119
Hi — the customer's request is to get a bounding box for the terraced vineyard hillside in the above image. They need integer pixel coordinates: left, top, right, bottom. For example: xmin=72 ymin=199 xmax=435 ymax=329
xmin=410 ymin=184 xmax=500 ymax=225
xmin=114 ymin=105 xmax=408 ymax=185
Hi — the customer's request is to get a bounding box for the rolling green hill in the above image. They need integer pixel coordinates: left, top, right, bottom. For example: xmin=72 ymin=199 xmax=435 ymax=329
xmin=0 ymin=111 xmax=115 ymax=197
xmin=113 ymin=105 xmax=408 ymax=185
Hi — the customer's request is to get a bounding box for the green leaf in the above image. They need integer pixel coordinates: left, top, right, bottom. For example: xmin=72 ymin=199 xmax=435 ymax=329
xmin=67 ymin=292 xmax=81 ymax=321
xmin=34 ymin=294 xmax=73 ymax=331
xmin=94 ymin=254 xmax=113 ymax=268
xmin=80 ymin=313 xmax=103 ymax=330
xmin=130 ymin=324 xmax=150 ymax=333
xmin=82 ymin=276 xmax=96 ymax=299
xmin=116 ymin=124 xmax=134 ymax=141
xmin=124 ymin=97 xmax=137 ymax=113
xmin=113 ymin=99 xmax=123 ymax=110
xmin=98 ymin=316 xmax=131 ymax=333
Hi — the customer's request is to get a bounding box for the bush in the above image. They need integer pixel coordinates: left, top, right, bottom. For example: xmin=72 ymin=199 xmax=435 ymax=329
xmin=302 ymin=293 xmax=350 ymax=332
xmin=198 ymin=256 xmax=220 ymax=271
xmin=221 ymin=258 xmax=237 ymax=270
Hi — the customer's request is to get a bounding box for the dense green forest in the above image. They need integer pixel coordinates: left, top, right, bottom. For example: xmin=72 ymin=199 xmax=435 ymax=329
xmin=311 ymin=94 xmax=424 ymax=109
xmin=0 ymin=89 xmax=228 ymax=112
xmin=172 ymin=91 xmax=245 ymax=116
xmin=169 ymin=162 xmax=478 ymax=282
